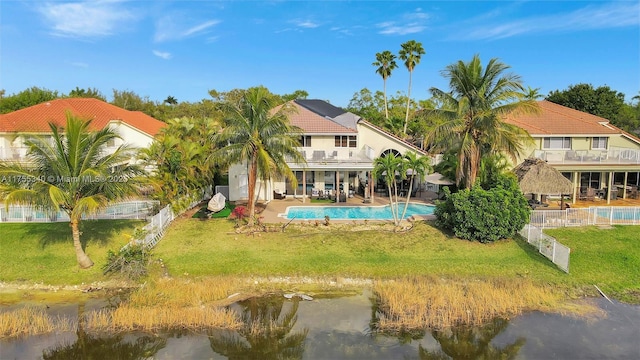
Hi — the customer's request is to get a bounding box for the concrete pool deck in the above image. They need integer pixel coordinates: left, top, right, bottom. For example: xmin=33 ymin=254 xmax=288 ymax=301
xmin=256 ymin=191 xmax=438 ymax=223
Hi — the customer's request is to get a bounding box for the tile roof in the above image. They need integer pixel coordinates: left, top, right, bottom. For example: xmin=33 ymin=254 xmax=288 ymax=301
xmin=503 ymin=100 xmax=620 ymax=136
xmin=276 ymin=101 xmax=356 ymax=134
xmin=0 ymin=98 xmax=166 ymax=136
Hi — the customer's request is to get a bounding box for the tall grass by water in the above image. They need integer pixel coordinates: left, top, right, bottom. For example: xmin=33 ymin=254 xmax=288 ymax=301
xmin=0 ymin=306 xmax=74 ymax=337
xmin=373 ymin=277 xmax=598 ymax=332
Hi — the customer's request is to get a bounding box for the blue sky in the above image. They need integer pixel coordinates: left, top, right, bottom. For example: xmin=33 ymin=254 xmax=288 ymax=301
xmin=1 ymin=0 xmax=639 ymax=107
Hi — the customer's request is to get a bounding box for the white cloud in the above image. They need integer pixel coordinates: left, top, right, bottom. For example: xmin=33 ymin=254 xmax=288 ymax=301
xmin=291 ymin=19 xmax=320 ymax=29
xmin=154 ymin=17 xmax=220 ymax=42
xmin=38 ymin=0 xmax=135 ymax=38
xmin=69 ymin=61 xmax=89 ymax=68
xmin=377 ymin=22 xmax=425 ymax=35
xmin=459 ymin=2 xmax=640 ymax=40
xmin=153 ymin=50 xmax=172 ymax=60
xmin=376 ymin=9 xmax=430 ymax=35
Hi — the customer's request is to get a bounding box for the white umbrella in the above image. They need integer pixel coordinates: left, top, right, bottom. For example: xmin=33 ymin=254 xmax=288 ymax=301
xmin=424 ymin=173 xmax=455 ymax=185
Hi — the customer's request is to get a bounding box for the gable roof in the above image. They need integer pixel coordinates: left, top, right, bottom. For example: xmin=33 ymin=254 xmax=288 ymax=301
xmin=0 ymin=98 xmax=166 ymax=137
xmin=276 ymin=100 xmax=357 ymax=134
xmin=294 ymin=99 xmax=347 ymax=119
xmin=504 ymin=100 xmax=622 ymax=136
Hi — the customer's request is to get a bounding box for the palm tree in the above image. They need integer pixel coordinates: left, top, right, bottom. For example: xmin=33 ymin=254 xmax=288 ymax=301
xmin=399 ymin=152 xmax=432 ymax=220
xmin=373 ymin=50 xmax=398 ymax=120
xmin=399 ymin=40 xmax=426 ymax=135
xmin=524 ymin=86 xmax=543 ymax=100
xmin=213 ymin=86 xmax=305 ymax=226
xmin=0 ymin=114 xmax=142 ymax=268
xmin=372 ymin=153 xmax=406 ymax=226
xmin=163 ymin=95 xmax=178 ymax=105
xmin=425 ymin=55 xmax=537 ymax=189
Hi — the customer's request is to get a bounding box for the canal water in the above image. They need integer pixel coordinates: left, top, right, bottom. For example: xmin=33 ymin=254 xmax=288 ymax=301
xmin=1 ymin=290 xmax=639 ymax=359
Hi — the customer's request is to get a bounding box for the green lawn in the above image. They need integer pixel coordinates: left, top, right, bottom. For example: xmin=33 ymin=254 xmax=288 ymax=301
xmin=0 ymin=220 xmax=144 ymax=284
xmin=1 ymin=218 xmax=638 ymax=302
xmin=155 ymin=219 xmax=639 ymax=302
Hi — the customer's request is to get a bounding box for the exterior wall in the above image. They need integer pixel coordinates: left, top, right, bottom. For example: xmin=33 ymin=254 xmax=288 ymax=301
xmin=227 ymin=162 xmax=273 ymax=202
xmin=356 ymin=123 xmax=419 ymax=157
xmin=107 ymin=121 xmax=155 ymax=149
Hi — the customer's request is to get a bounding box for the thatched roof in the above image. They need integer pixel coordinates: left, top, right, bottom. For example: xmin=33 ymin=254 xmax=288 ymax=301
xmin=513 ymin=158 xmax=573 ymax=195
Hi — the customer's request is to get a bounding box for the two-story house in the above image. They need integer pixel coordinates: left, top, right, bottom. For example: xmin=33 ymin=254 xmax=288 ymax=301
xmin=227 ymin=99 xmax=428 ymax=202
xmin=0 ymin=98 xmax=166 ymax=163
xmin=505 ymin=100 xmax=640 ymax=203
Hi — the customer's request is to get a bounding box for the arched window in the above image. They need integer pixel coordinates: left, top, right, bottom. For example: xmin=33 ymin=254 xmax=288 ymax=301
xmin=380 ymin=149 xmax=401 ymax=158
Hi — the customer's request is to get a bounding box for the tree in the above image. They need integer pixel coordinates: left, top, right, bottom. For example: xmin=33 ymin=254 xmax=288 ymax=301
xmin=373 ymin=50 xmax=398 ymax=120
xmin=281 ymin=90 xmax=309 ymax=102
xmin=68 ymin=87 xmax=106 ymax=101
xmin=163 ymin=96 xmax=178 ymax=105
xmin=213 ymin=86 xmax=305 ymax=226
xmin=425 ymin=55 xmax=537 ymax=189
xmin=0 ymin=86 xmax=59 ymax=113
xmin=372 ymin=153 xmax=405 ymax=226
xmin=399 ymin=151 xmax=432 ymax=220
xmin=399 ymin=40 xmax=426 ymax=135
xmin=0 ymin=114 xmax=142 ymax=268
xmin=524 ymin=86 xmax=543 ymax=100
xmin=546 ymin=83 xmax=636 ymax=131
xmin=139 ymin=116 xmax=220 ymax=211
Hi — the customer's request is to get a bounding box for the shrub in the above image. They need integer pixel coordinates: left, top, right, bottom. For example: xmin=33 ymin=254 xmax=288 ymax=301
xmin=435 ymin=174 xmax=530 ymax=243
xmin=103 ymin=244 xmax=151 ymax=279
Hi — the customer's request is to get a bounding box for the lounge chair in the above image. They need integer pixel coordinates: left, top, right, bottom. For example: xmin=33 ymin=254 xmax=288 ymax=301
xmin=273 ymin=189 xmax=285 ymax=200
xmin=579 ymin=187 xmax=596 ymax=201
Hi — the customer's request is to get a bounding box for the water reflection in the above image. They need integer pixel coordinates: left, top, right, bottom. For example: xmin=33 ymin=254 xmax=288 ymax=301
xmin=418 ymin=318 xmax=525 ymax=359
xmin=208 ymin=296 xmax=309 ymax=358
xmin=1 ymin=292 xmax=638 ymax=359
xmin=41 ymin=303 xmax=166 ymax=360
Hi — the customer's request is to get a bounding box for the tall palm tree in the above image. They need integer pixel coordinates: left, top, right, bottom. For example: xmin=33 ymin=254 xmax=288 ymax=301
xmin=399 ymin=40 xmax=426 ymax=135
xmin=399 ymin=152 xmax=432 ymax=220
xmin=425 ymin=55 xmax=537 ymax=189
xmin=372 ymin=153 xmax=406 ymax=226
xmin=524 ymin=86 xmax=543 ymax=100
xmin=213 ymin=86 xmax=305 ymax=226
xmin=0 ymin=114 xmax=142 ymax=268
xmin=373 ymin=50 xmax=398 ymax=120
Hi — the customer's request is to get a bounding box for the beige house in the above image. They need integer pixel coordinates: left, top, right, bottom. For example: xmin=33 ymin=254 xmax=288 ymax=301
xmin=505 ymin=100 xmax=640 ymax=203
xmin=227 ymin=99 xmax=429 ymax=202
xmin=0 ymin=98 xmax=166 ymax=164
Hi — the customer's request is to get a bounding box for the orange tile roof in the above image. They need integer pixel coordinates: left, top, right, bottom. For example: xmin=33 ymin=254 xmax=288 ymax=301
xmin=274 ymin=101 xmax=357 ymax=134
xmin=0 ymin=98 xmax=166 ymax=136
xmin=503 ymin=100 xmax=620 ymax=136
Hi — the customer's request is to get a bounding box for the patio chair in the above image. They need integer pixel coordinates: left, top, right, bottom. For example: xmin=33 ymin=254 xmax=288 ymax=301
xmin=629 ymin=186 xmax=639 ymax=199
xmin=579 ymin=187 xmax=596 ymax=201
xmin=273 ymin=189 xmax=285 ymax=200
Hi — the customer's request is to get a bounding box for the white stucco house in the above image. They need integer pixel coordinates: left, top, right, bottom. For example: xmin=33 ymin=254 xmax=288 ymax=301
xmin=0 ymin=98 xmax=166 ymax=163
xmin=227 ymin=99 xmax=430 ymax=203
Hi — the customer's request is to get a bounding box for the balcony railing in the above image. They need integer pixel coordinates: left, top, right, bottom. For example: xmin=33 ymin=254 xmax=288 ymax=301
xmin=0 ymin=147 xmax=30 ymax=161
xmin=532 ymin=147 xmax=640 ymax=165
xmin=286 ymin=147 xmax=374 ymax=165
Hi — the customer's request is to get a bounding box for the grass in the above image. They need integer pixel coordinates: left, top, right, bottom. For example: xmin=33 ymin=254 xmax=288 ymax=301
xmin=372 ymin=276 xmax=601 ymax=332
xmin=310 ymin=198 xmax=335 ymax=204
xmin=154 ymin=219 xmax=640 ymax=302
xmin=0 ymin=306 xmax=74 ymax=337
xmin=0 ymin=220 xmax=144 ymax=284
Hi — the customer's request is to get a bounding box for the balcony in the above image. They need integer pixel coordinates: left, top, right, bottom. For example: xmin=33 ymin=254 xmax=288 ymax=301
xmin=532 ymin=147 xmax=640 ymax=165
xmin=0 ymin=147 xmax=30 ymax=162
xmin=286 ymin=147 xmax=375 ymax=168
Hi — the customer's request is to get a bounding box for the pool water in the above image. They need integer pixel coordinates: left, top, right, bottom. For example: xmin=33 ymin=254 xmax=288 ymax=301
xmin=283 ymin=203 xmax=435 ymax=220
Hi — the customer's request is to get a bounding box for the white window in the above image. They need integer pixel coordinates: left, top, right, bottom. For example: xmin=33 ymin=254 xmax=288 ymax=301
xmin=543 ymin=137 xmax=571 ymax=149
xmin=592 ymin=137 xmax=608 ymax=150
xmin=299 ymin=136 xmax=311 ymax=147
xmin=335 ymin=135 xmax=356 ymax=148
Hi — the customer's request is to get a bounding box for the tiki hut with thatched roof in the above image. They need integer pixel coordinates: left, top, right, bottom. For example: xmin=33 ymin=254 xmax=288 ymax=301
xmin=513 ymin=158 xmax=574 ymax=208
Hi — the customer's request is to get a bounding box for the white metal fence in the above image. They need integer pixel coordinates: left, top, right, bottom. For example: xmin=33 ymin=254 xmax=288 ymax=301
xmin=0 ymin=201 xmax=157 ymax=223
xmin=519 ymin=224 xmax=570 ymax=273
xmin=127 ymin=188 xmax=211 ymax=250
xmin=530 ymin=206 xmax=640 ymax=228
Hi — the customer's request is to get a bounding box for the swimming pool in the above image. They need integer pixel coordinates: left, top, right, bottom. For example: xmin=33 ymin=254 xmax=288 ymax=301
xmin=282 ymin=203 xmax=435 ymax=220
